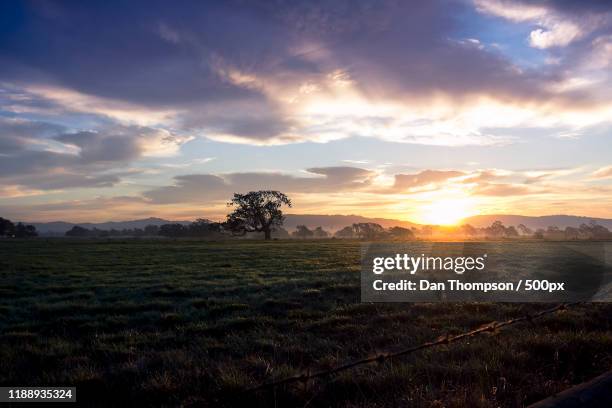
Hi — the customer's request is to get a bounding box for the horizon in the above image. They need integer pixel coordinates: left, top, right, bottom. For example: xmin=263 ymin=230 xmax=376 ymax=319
xmin=2 ymin=1 xmax=612 ymax=224
xmin=19 ymin=211 xmax=612 ymax=227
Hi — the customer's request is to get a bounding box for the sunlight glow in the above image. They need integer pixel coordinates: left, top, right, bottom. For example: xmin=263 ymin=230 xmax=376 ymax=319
xmin=417 ymin=198 xmax=476 ymax=226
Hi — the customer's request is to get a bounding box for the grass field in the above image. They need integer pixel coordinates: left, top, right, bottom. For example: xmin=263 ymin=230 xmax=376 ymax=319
xmin=1 ymin=239 xmax=611 ymax=407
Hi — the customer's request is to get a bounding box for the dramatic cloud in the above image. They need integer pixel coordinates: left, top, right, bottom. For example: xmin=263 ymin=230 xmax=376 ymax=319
xmin=3 ymin=0 xmax=611 ymax=148
xmin=55 ymin=127 xmax=192 ymax=161
xmin=0 ymin=117 xmax=65 ymax=152
xmin=474 ymin=0 xmax=612 ymax=49
xmin=1 ymin=1 xmax=612 ymax=221
xmin=0 ymin=118 xmax=191 ymax=192
xmin=143 ymin=167 xmax=376 ymax=204
xmin=2 ymin=164 xmax=611 ymax=222
xmin=141 ymin=166 xmax=596 ymax=208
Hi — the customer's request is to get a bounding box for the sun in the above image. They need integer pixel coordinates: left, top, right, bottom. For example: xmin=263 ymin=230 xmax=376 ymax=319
xmin=418 ymin=198 xmax=475 ymax=226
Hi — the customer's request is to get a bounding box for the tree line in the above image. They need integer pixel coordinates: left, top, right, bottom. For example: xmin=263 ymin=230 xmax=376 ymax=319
xmin=63 ymin=219 xmax=612 ymax=241
xmin=5 ymin=190 xmax=612 ymax=241
xmin=0 ymin=217 xmax=38 ymax=238
xmin=65 ymin=218 xmax=223 ymax=238
xmin=415 ymin=220 xmax=612 ymax=240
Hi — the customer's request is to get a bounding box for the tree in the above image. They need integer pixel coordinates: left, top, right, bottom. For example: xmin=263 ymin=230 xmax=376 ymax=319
xmin=144 ymin=225 xmax=160 ymax=236
xmin=564 ymin=226 xmax=579 ymax=240
xmin=587 ymin=221 xmax=611 ymax=238
xmin=224 ymin=191 xmax=291 ymax=240
xmin=485 ymin=221 xmax=506 ymax=238
xmin=388 ymin=226 xmax=414 ymax=240
xmin=579 ymin=221 xmax=611 ymax=239
xmin=459 ymin=224 xmax=477 ymax=237
xmin=517 ymin=224 xmax=532 ymax=236
xmin=292 ymin=225 xmax=314 ymax=239
xmin=334 ymin=226 xmax=354 ymax=238
xmin=352 ymin=223 xmax=385 ymax=240
xmin=93 ymin=228 xmax=109 ymax=237
xmin=505 ymin=226 xmax=519 ymax=237
xmin=14 ymin=222 xmax=37 ymax=238
xmin=272 ymin=227 xmax=290 ymax=239
xmin=188 ymin=218 xmax=222 ymax=237
xmin=66 ymin=226 xmax=91 ymax=237
xmin=313 ymin=226 xmax=329 ymax=238
xmin=0 ymin=217 xmax=15 ymax=237
xmin=159 ymin=223 xmax=187 ymax=237
xmin=419 ymin=225 xmax=434 ymax=238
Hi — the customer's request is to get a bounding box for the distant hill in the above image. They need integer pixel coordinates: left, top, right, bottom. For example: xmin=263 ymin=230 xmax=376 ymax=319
xmin=24 ymin=214 xmax=612 ymax=236
xmin=284 ymin=214 xmax=612 ymax=231
xmin=27 ymin=214 xmax=417 ymax=235
xmin=283 ymin=214 xmax=417 ymax=232
xmin=28 ymin=217 xmax=191 ymax=235
xmin=463 ymin=214 xmax=612 ymax=230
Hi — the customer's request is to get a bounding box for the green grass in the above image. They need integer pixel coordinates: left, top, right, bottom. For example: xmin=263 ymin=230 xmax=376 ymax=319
xmin=0 ymin=239 xmax=610 ymax=407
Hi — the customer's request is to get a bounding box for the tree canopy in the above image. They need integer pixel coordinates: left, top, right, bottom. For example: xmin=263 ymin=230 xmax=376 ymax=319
xmin=224 ymin=191 xmax=292 ymax=240
xmin=0 ymin=218 xmax=37 ymax=238
xmin=352 ymin=223 xmax=386 ymax=240
xmin=292 ymin=225 xmax=314 ymax=239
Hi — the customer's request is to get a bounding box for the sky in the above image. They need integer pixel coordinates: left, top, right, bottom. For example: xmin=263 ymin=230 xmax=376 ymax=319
xmin=1 ymin=0 xmax=612 ymax=224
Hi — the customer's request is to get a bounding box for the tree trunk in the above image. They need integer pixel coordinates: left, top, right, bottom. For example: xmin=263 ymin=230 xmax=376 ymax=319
xmin=264 ymin=227 xmax=272 ymax=240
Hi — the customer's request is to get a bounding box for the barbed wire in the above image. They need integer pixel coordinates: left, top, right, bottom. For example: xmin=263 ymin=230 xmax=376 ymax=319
xmin=244 ymin=302 xmax=580 ymax=394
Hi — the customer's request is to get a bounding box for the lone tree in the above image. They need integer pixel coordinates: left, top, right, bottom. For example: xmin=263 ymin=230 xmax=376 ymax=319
xmin=224 ymin=191 xmax=291 ymax=240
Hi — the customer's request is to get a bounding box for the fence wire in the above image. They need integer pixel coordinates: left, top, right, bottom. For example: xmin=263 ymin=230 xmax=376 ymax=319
xmin=244 ymin=302 xmax=579 ymax=394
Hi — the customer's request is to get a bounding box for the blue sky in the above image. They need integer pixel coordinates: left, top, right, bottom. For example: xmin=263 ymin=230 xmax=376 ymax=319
xmin=1 ymin=0 xmax=612 ymax=223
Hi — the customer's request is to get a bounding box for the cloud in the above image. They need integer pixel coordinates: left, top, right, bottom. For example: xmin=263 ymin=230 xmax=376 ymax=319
xmin=10 ymin=173 xmax=121 ymax=191
xmin=1 ymin=163 xmax=610 ymax=222
xmin=470 ymin=183 xmax=535 ymax=196
xmin=142 ymin=166 xmax=569 ymax=208
xmin=55 ymin=131 xmax=141 ymax=162
xmin=391 ymin=170 xmax=466 ymax=191
xmin=306 ymin=166 xmax=374 ymax=187
xmin=592 ymin=165 xmax=612 ymax=179
xmin=55 ymin=126 xmax=192 ymax=161
xmin=143 ymin=167 xmax=376 ymax=204
xmin=4 ymin=0 xmax=610 ymax=148
xmin=529 ymin=22 xmax=582 ymax=49
xmin=474 ymin=0 xmax=593 ymax=48
xmin=0 ymin=117 xmax=65 ymax=152
xmin=143 ymin=174 xmax=227 ymax=204
xmin=522 ymin=167 xmax=584 ymax=184
xmin=0 ymin=118 xmax=192 ymax=190
xmin=0 ymin=185 xmax=45 ymax=199
xmin=461 ymin=169 xmax=511 ymax=183
xmin=0 ymin=0 xmax=611 ymax=224
xmin=0 ymin=196 xmax=151 ymax=222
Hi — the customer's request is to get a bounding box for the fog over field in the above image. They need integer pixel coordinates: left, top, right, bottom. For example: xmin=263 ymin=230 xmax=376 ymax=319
xmin=25 ymin=214 xmax=612 ymax=235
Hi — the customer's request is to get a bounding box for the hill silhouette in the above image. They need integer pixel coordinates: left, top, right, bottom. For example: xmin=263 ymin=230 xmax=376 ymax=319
xmin=28 ymin=217 xmax=191 ymax=235
xmin=462 ymin=214 xmax=612 ymax=230
xmin=26 ymin=214 xmax=612 ymax=235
